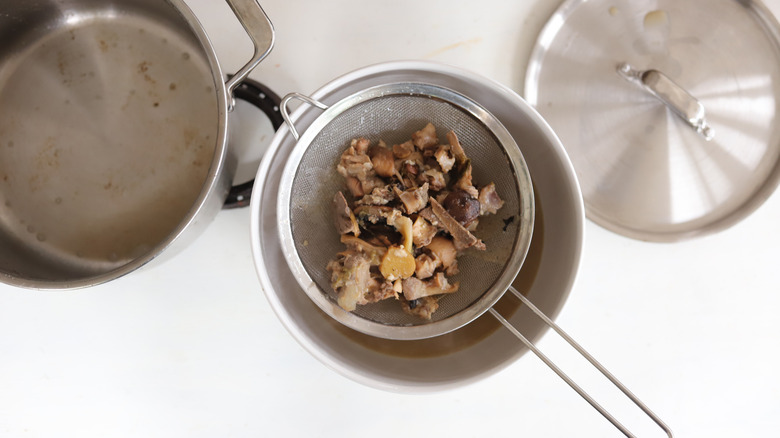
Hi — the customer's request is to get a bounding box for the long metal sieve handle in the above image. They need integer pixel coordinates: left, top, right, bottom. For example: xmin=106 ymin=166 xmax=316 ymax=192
xmin=280 ymin=93 xmax=330 ymax=140
xmin=488 ymin=286 xmax=673 ymax=438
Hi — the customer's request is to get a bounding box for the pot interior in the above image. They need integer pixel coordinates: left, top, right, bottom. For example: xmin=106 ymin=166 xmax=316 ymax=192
xmin=0 ymin=0 xmax=221 ymax=286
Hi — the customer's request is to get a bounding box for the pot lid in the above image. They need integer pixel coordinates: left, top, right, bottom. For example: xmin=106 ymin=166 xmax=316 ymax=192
xmin=525 ymin=0 xmax=780 ymax=241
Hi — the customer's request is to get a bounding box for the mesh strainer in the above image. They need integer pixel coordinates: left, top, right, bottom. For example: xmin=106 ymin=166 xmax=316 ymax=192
xmin=277 ymin=82 xmax=534 ymax=340
xmin=274 ymin=80 xmax=672 ymax=437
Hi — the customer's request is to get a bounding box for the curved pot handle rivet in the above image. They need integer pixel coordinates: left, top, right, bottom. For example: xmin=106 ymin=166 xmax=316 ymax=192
xmin=280 ymin=93 xmax=329 ymax=140
xmin=223 ymin=0 xmax=275 ymax=100
xmin=224 ymin=78 xmax=284 ymax=209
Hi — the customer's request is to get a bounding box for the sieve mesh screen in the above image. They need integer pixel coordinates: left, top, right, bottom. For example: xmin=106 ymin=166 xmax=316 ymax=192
xmin=287 ymin=93 xmax=523 ymax=327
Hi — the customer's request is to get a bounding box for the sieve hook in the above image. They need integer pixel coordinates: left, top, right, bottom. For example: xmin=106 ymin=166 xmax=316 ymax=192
xmin=489 ymin=286 xmax=673 ymax=438
xmin=280 ymin=93 xmax=330 ymax=140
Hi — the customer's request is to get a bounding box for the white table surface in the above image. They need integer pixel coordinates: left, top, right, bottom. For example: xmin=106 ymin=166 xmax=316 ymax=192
xmin=2 ymin=1 xmax=780 ymax=436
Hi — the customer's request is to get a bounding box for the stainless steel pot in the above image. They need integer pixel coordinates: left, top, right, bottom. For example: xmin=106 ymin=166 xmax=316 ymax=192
xmin=0 ymin=0 xmax=278 ymax=288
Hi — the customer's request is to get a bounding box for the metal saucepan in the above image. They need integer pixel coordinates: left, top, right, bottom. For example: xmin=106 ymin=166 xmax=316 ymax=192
xmin=0 ymin=0 xmax=281 ymax=288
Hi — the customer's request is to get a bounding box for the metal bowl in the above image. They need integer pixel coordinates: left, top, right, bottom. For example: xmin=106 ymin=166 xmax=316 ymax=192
xmin=249 ymin=61 xmax=585 ymax=391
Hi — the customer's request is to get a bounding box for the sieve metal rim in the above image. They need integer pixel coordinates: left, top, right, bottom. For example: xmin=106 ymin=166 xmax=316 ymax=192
xmin=276 ymin=82 xmax=534 ymax=340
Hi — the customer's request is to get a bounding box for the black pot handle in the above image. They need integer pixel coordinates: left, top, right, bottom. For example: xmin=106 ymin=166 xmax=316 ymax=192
xmin=224 ymin=77 xmax=284 ymax=209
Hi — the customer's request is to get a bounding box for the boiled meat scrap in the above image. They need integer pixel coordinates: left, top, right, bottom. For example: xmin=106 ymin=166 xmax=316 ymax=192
xmin=327 ymin=123 xmax=504 ymax=320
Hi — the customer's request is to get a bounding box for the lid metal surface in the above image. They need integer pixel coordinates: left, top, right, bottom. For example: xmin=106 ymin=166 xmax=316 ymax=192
xmin=525 ymin=0 xmax=780 ymax=241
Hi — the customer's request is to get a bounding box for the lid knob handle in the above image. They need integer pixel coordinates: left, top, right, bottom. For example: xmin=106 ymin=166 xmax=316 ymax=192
xmin=618 ymin=63 xmax=714 ymax=141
